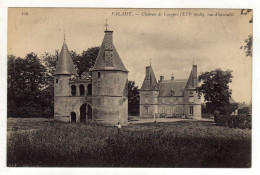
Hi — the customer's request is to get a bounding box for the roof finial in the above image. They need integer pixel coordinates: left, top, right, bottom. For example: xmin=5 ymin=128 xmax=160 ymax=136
xmin=64 ymin=31 xmax=66 ymax=42
xmin=192 ymin=58 xmax=194 ymax=66
xmin=105 ymin=19 xmax=109 ymax=31
xmin=150 ymin=58 xmax=152 ymax=66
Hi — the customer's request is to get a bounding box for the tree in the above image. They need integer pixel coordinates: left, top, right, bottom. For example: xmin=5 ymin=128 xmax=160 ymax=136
xmin=224 ymin=103 xmax=239 ymax=115
xmin=197 ymin=69 xmax=233 ymax=114
xmin=240 ymin=9 xmax=253 ymax=57
xmin=42 ymin=51 xmax=59 ymax=75
xmin=128 ymin=81 xmax=140 ymax=116
xmin=241 ymin=35 xmax=252 ymax=57
xmin=73 ymin=47 xmax=100 ymax=77
xmin=7 ymin=53 xmax=48 ymax=117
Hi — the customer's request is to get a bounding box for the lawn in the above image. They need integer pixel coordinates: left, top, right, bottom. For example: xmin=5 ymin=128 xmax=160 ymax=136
xmin=7 ymin=118 xmax=251 ymax=167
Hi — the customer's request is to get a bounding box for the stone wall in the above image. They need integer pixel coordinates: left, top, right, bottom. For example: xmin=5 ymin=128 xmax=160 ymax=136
xmin=140 ymin=90 xmax=159 ymax=117
xmin=54 ymin=96 xmax=88 ymax=122
xmin=54 ymin=75 xmax=71 ymax=96
xmin=183 ymin=89 xmax=202 ymax=119
xmin=92 ymin=70 xmax=128 ymax=125
xmin=157 ymin=105 xmax=184 ymax=114
xmin=139 ymin=88 xmax=202 ymax=119
xmin=92 ymin=71 xmax=128 ymax=96
xmin=54 ymin=75 xmax=93 ymax=122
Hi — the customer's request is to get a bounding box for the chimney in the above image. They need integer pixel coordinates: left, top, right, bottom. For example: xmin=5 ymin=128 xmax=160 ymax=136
xmin=192 ymin=65 xmax=197 ymax=87
xmin=171 ymin=74 xmax=174 ymax=80
xmin=160 ymin=76 xmax=164 ymax=82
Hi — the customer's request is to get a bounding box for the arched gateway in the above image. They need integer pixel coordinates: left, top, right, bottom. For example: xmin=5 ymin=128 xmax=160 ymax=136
xmin=80 ymin=103 xmax=92 ymax=123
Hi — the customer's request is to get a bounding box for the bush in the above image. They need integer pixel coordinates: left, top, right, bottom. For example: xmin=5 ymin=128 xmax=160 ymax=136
xmin=202 ymin=113 xmax=214 ymax=119
xmin=214 ymin=114 xmax=251 ymax=129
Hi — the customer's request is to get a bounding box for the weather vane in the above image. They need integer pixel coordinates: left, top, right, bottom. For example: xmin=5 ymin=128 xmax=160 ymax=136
xmin=105 ymin=19 xmax=109 ymax=31
xmin=150 ymin=58 xmax=152 ymax=66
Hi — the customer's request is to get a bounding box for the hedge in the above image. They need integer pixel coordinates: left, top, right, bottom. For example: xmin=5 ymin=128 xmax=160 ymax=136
xmin=214 ymin=114 xmax=251 ymax=129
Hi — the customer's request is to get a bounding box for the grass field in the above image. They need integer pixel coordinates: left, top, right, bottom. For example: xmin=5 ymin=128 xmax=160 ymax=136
xmin=7 ymin=118 xmax=251 ymax=167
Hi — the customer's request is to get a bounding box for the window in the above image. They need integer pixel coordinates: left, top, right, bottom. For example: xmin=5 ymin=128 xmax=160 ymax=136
xmin=79 ymin=84 xmax=85 ymax=96
xmin=56 ymin=79 xmax=58 ymax=84
xmin=189 ymin=106 xmax=194 ymax=115
xmin=98 ymin=72 xmax=101 ymax=78
xmin=145 ymin=93 xmax=148 ymax=104
xmin=71 ymin=85 xmax=76 ymax=96
xmin=87 ymin=84 xmax=92 ymax=96
xmin=145 ymin=107 xmax=149 ymax=115
xmin=169 ymin=89 xmax=175 ymax=96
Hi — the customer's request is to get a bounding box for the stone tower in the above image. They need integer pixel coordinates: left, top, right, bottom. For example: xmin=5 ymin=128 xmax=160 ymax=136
xmin=184 ymin=65 xmax=201 ymax=119
xmin=139 ymin=65 xmax=159 ymax=117
xmin=53 ymin=39 xmax=78 ymax=122
xmin=90 ymin=30 xmax=128 ymax=125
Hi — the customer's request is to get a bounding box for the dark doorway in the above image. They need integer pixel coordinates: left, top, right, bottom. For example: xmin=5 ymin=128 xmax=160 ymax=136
xmin=87 ymin=84 xmax=92 ymax=96
xmin=71 ymin=112 xmax=76 ymax=122
xmin=80 ymin=104 xmax=86 ymax=123
xmin=80 ymin=103 xmax=92 ymax=123
xmin=79 ymin=84 xmax=85 ymax=96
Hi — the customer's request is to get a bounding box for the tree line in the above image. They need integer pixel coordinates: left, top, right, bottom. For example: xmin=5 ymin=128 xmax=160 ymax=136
xmin=8 ymin=48 xmax=241 ymax=118
xmin=7 ymin=47 xmax=140 ymax=118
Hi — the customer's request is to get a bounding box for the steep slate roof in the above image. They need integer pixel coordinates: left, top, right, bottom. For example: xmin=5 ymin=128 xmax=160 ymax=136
xmin=54 ymin=41 xmax=78 ymax=76
xmin=91 ymin=30 xmax=128 ymax=72
xmin=141 ymin=66 xmax=158 ymax=90
xmin=185 ymin=71 xmax=194 ymax=89
xmin=158 ymin=80 xmax=187 ymax=97
xmin=185 ymin=69 xmax=199 ymax=89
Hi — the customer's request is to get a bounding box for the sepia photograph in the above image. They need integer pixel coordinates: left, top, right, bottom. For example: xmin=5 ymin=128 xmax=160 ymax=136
xmin=6 ymin=8 xmax=252 ymax=168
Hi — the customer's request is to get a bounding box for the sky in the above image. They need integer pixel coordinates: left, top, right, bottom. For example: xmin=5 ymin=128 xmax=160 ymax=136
xmin=8 ymin=8 xmax=252 ymax=103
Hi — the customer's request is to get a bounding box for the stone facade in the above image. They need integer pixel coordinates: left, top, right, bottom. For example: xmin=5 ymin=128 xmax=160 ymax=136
xmin=91 ymin=71 xmax=128 ymax=124
xmin=54 ymin=75 xmax=92 ymax=123
xmin=53 ymin=30 xmax=128 ymax=125
xmin=140 ymin=65 xmax=202 ymax=119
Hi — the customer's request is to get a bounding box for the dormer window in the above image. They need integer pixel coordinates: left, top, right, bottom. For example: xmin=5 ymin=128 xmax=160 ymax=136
xmin=145 ymin=93 xmax=148 ymax=104
xmin=189 ymin=97 xmax=194 ymax=103
xmin=169 ymin=90 xmax=175 ymax=96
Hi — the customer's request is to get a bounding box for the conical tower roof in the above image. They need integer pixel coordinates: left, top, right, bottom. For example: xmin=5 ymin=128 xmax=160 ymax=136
xmin=141 ymin=66 xmax=158 ymax=90
xmin=185 ymin=70 xmax=194 ymax=89
xmin=54 ymin=41 xmax=78 ymax=76
xmin=185 ymin=65 xmax=198 ymax=89
xmin=91 ymin=30 xmax=128 ymax=72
